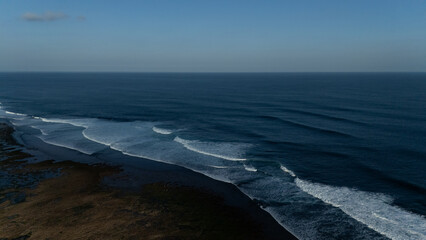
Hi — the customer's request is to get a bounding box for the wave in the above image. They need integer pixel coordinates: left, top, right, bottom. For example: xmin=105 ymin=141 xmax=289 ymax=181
xmin=5 ymin=111 xmax=27 ymax=116
xmin=30 ymin=126 xmax=48 ymax=135
xmin=152 ymin=126 xmax=173 ymax=135
xmin=280 ymin=165 xmax=296 ymax=177
xmin=174 ymin=136 xmax=248 ymax=161
xmin=36 ymin=130 xmax=106 ymax=155
xmin=295 ymin=178 xmax=426 ymax=240
xmin=258 ymin=115 xmax=354 ymax=138
xmin=33 ymin=117 xmax=251 ymax=164
xmin=281 ymin=108 xmax=367 ymax=126
xmin=37 ymin=138 xmax=99 ymax=155
xmin=4 ymin=105 xmax=421 ymax=240
xmin=108 ymin=145 xmax=233 ymax=184
xmin=356 ymin=162 xmax=426 ymax=195
xmin=0 ymin=107 xmax=28 ymax=119
xmin=244 ymin=165 xmax=257 ymax=172
xmin=208 ymin=165 xmax=229 ymax=169
xmin=38 ymin=117 xmax=91 ymax=128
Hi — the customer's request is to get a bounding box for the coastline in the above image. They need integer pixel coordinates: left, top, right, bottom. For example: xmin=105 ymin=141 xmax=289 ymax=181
xmin=0 ymin=122 xmax=297 ymax=239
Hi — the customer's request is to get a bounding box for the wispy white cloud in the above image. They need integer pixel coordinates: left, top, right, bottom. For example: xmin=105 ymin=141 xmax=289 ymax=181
xmin=22 ymin=11 xmax=68 ymax=22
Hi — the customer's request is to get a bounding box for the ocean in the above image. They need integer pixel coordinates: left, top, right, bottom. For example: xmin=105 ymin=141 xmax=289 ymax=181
xmin=0 ymin=72 xmax=425 ymax=240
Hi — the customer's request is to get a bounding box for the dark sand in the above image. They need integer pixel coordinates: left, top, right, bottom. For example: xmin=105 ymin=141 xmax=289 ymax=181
xmin=0 ymin=123 xmax=296 ymax=240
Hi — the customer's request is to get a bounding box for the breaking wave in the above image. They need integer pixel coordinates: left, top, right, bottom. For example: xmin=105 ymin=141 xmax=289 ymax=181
xmin=174 ymin=136 xmax=248 ymax=161
xmin=280 ymin=165 xmax=296 ymax=177
xmin=295 ymin=178 xmax=426 ymax=240
xmin=152 ymin=126 xmax=173 ymax=135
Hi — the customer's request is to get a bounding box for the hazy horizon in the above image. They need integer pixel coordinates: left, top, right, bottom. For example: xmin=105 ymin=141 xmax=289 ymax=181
xmin=1 ymin=0 xmax=425 ymax=72
xmin=1 ymin=71 xmax=426 ymax=73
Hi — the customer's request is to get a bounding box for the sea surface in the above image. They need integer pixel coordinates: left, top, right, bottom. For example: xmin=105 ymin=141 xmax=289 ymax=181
xmin=0 ymin=72 xmax=425 ymax=240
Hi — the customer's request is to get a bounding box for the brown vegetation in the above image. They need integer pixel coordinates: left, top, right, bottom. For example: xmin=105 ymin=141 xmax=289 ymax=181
xmin=0 ymin=124 xmax=265 ymax=240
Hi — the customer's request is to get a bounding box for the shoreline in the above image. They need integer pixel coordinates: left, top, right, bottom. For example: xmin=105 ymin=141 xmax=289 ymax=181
xmin=0 ymin=122 xmax=297 ymax=239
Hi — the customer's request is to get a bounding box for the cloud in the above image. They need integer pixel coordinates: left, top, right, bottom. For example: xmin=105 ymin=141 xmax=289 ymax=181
xmin=22 ymin=11 xmax=68 ymax=22
xmin=77 ymin=15 xmax=86 ymax=21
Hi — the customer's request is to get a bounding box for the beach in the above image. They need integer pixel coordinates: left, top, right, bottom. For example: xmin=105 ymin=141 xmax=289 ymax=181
xmin=0 ymin=122 xmax=296 ymax=239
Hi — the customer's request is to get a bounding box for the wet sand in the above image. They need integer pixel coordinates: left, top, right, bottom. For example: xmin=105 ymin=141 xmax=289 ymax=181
xmin=0 ymin=123 xmax=296 ymax=240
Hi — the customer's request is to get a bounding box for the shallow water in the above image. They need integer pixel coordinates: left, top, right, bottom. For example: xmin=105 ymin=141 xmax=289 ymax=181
xmin=1 ymin=72 xmax=425 ymax=239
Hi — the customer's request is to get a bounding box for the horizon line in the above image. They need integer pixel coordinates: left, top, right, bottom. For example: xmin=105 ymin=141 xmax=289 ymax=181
xmin=1 ymin=71 xmax=425 ymax=74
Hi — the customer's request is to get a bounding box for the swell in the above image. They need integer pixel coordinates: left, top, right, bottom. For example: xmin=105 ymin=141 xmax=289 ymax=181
xmin=276 ymin=141 xmax=352 ymax=159
xmin=257 ymin=115 xmax=355 ymax=139
xmin=282 ymin=100 xmax=425 ymax=125
xmin=279 ymin=108 xmax=368 ymax=126
xmin=357 ymin=163 xmax=426 ymax=197
xmin=2 ymin=103 xmax=424 ymax=240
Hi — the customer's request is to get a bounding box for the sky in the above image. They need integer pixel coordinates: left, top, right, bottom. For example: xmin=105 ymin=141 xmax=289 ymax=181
xmin=0 ymin=0 xmax=425 ymax=72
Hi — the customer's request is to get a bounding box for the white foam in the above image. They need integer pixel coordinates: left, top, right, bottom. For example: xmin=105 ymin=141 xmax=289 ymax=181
xmin=244 ymin=165 xmax=257 ymax=172
xmin=33 ymin=117 xmax=248 ymax=165
xmin=4 ymin=110 xmax=235 ymax=185
xmin=83 ymin=121 xmax=155 ymax=146
xmin=109 ymin=145 xmax=233 ymax=184
xmin=5 ymin=107 xmax=421 ymax=240
xmin=37 ymin=136 xmax=101 ymax=155
xmin=0 ymin=109 xmax=27 ymax=120
xmin=174 ymin=136 xmax=248 ymax=161
xmin=295 ymin=178 xmax=426 ymax=240
xmin=280 ymin=165 xmax=296 ymax=177
xmin=152 ymin=126 xmax=173 ymax=135
xmin=110 ymin=145 xmax=169 ymax=164
xmin=209 ymin=165 xmax=229 ymax=169
xmin=5 ymin=111 xmax=27 ymax=116
xmin=38 ymin=117 xmax=91 ymax=128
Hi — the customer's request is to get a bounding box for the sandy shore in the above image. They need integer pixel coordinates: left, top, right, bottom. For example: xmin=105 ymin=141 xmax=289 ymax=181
xmin=0 ymin=123 xmax=296 ymax=240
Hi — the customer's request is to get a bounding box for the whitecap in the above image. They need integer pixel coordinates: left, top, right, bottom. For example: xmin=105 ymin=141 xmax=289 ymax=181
xmin=208 ymin=165 xmax=229 ymax=169
xmin=5 ymin=111 xmax=27 ymax=116
xmin=174 ymin=136 xmax=248 ymax=161
xmin=152 ymin=126 xmax=173 ymax=135
xmin=295 ymin=178 xmax=426 ymax=240
xmin=38 ymin=117 xmax=92 ymax=128
xmin=280 ymin=164 xmax=296 ymax=177
xmin=244 ymin=165 xmax=257 ymax=172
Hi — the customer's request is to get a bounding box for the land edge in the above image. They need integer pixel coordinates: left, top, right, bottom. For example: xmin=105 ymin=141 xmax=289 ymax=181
xmin=0 ymin=122 xmax=297 ymax=240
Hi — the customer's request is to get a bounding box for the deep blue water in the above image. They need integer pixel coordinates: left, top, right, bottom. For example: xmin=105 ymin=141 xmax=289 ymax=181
xmin=0 ymin=73 xmax=425 ymax=239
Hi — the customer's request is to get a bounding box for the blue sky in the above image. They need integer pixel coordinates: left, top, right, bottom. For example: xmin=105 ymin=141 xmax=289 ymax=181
xmin=1 ymin=0 xmax=425 ymax=72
